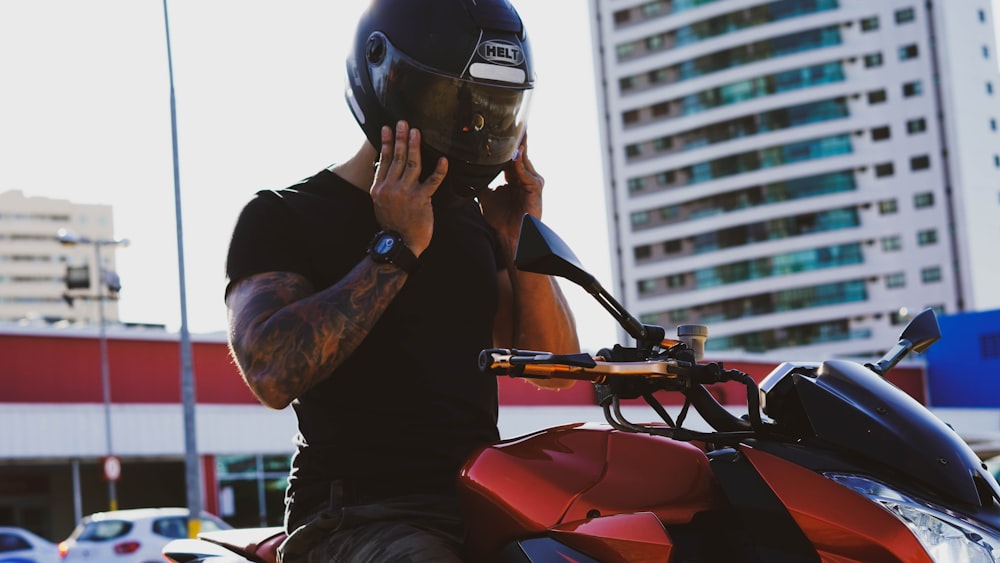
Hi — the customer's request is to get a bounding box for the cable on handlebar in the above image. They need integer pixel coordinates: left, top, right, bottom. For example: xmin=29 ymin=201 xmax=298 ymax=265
xmin=642 ymin=393 xmax=676 ymax=427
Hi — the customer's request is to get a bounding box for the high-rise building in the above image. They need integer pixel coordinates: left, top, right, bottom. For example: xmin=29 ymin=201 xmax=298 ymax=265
xmin=0 ymin=190 xmax=121 ymax=325
xmin=589 ymin=0 xmax=1000 ymax=358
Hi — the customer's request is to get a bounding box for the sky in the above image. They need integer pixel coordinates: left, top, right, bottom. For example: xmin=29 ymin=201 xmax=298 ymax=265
xmin=0 ymin=1 xmax=620 ymax=350
xmin=3 ymin=1 xmax=999 ymax=352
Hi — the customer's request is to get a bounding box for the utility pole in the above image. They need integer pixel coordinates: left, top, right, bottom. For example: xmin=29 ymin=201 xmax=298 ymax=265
xmin=162 ymin=0 xmax=202 ymax=537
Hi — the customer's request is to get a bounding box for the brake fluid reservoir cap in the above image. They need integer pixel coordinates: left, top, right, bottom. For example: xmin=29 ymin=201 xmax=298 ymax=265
xmin=677 ymin=324 xmax=708 ymax=337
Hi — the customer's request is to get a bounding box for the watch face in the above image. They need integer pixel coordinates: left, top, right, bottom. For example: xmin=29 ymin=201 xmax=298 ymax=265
xmin=375 ymin=235 xmax=396 ymax=255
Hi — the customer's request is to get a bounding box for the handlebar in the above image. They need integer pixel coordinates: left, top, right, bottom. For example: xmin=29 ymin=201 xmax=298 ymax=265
xmin=479 ymin=348 xmax=741 ymax=385
xmin=479 ymin=348 xmax=764 ymax=439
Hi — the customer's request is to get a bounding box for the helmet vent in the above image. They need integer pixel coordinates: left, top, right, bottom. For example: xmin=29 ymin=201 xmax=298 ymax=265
xmin=366 ymin=33 xmax=387 ymax=65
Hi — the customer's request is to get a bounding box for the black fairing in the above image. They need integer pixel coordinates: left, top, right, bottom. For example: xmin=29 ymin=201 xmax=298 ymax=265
xmin=497 ymin=538 xmax=600 ymax=563
xmin=761 ymin=359 xmax=1000 ymax=508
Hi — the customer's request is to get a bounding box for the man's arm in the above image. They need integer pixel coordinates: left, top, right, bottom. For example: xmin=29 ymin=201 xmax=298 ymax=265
xmin=226 ymin=264 xmax=407 ymax=409
xmin=494 ymin=262 xmax=579 ymax=390
xmin=481 ymin=133 xmax=580 ymax=389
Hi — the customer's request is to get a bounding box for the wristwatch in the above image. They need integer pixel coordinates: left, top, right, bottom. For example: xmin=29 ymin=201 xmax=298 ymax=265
xmin=367 ymin=230 xmax=419 ymax=273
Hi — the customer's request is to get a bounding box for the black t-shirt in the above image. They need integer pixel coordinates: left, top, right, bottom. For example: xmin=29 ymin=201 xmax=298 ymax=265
xmin=225 ymin=169 xmax=502 ymax=523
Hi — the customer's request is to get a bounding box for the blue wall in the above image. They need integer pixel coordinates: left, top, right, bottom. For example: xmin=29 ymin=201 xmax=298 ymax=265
xmin=924 ymin=309 xmax=1000 ymax=407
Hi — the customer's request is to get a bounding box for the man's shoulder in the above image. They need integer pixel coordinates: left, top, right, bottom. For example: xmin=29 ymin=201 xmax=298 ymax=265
xmin=245 ymin=169 xmax=366 ymax=217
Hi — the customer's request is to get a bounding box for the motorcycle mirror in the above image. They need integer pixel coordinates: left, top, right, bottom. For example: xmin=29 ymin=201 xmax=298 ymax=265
xmin=514 ymin=214 xmax=600 ymax=293
xmin=898 ymin=308 xmax=941 ymax=354
xmin=867 ymin=308 xmax=941 ymax=376
xmin=514 ymin=214 xmax=662 ymax=347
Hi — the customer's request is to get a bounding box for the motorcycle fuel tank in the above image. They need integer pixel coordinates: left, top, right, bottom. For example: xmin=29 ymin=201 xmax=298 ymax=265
xmin=457 ymin=422 xmax=725 ymax=559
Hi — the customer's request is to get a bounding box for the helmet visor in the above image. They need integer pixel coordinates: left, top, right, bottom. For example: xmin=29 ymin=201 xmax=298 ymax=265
xmin=369 ymin=35 xmax=533 ymax=167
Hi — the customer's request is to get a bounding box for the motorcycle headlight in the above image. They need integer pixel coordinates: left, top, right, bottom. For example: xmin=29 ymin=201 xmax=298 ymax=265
xmin=825 ymin=473 xmax=1000 ymax=562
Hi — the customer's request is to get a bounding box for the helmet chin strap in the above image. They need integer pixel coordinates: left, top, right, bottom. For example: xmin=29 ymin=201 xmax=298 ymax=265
xmin=431 ymin=177 xmax=486 ymax=209
xmin=417 ymin=145 xmax=501 ymax=209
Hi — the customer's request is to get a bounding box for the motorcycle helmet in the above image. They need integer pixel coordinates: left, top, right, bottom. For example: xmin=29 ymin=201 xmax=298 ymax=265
xmin=346 ymin=0 xmax=535 ymax=206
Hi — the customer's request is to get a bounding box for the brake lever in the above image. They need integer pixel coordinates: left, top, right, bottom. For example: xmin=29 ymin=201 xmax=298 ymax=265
xmin=509 ymin=352 xmax=597 ymax=368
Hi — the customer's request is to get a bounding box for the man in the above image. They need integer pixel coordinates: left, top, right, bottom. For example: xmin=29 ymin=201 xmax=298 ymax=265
xmin=224 ymin=0 xmax=578 ymax=561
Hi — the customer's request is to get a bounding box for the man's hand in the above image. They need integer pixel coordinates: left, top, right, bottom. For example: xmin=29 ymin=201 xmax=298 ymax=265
xmin=370 ymin=121 xmax=448 ymax=256
xmin=479 ymin=133 xmax=543 ymax=243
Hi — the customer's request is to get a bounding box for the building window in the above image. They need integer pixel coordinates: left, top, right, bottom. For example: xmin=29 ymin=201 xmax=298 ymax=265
xmin=669 ymin=308 xmax=688 ymax=323
xmin=906 ymin=117 xmax=927 ymax=134
xmin=881 ymin=235 xmax=902 ymax=251
xmin=665 ymin=273 xmax=685 ymax=289
xmin=917 ymin=229 xmax=938 ymax=245
xmin=903 ymin=81 xmax=923 ymax=97
xmin=631 ymin=210 xmax=649 ymax=226
xmin=635 ymin=245 xmax=652 ymax=259
xmin=868 ymin=89 xmax=887 ymax=104
xmin=875 ymin=162 xmax=895 ymax=177
xmin=861 ymin=16 xmax=880 ymax=31
xmin=985 ymin=46 xmax=991 ymax=59
xmin=910 ymin=154 xmax=931 ymax=170
xmin=871 ymin=126 xmax=891 ymax=141
xmin=914 ymin=192 xmax=934 ymax=208
xmin=864 ymin=53 xmax=883 ymax=68
xmin=988 ymin=82 xmax=994 ymax=95
xmin=890 ymin=310 xmax=911 ymax=325
xmin=982 ymin=333 xmax=1000 ymax=359
xmin=653 ymin=137 xmax=672 ymax=151
xmin=217 ymin=454 xmax=292 ymax=527
xmin=895 ymin=7 xmax=916 ymax=23
xmin=663 ymin=239 xmax=681 ymax=254
xmin=979 ymin=9 xmax=987 ymax=22
xmin=994 ymin=154 xmax=1000 ymax=168
xmin=627 ymin=178 xmax=644 ymax=193
xmin=623 ymin=110 xmax=639 ymax=125
xmin=991 ymin=118 xmax=997 ymax=131
xmin=879 ymin=199 xmax=899 ymax=214
xmin=921 ymin=266 xmax=942 ymax=283
xmin=898 ymin=44 xmax=919 ymax=60
xmin=886 ymin=272 xmax=906 ymax=288
xmin=616 ymin=43 xmax=636 ymax=60
xmin=638 ymin=279 xmax=657 ymax=294
xmin=641 ymin=1 xmax=664 ymax=18
xmin=626 ymin=144 xmax=642 ymax=158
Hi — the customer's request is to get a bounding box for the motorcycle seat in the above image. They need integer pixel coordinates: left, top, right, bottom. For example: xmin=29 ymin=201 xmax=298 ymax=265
xmin=199 ymin=526 xmax=287 ymax=563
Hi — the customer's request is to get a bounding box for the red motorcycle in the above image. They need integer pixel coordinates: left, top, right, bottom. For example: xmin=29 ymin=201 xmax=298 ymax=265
xmin=166 ymin=215 xmax=1000 ymax=562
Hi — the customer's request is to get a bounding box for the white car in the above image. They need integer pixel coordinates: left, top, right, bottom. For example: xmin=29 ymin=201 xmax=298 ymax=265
xmin=0 ymin=526 xmax=59 ymax=563
xmin=58 ymin=507 xmax=231 ymax=563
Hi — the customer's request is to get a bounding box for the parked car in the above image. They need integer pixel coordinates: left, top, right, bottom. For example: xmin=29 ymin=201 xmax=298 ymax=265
xmin=58 ymin=507 xmax=231 ymax=563
xmin=0 ymin=526 xmax=59 ymax=563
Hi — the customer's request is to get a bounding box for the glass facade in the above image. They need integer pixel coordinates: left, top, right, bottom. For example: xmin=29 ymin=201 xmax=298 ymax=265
xmin=613 ymin=0 xmax=723 ymax=28
xmin=660 ymin=279 xmax=867 ymax=325
xmin=622 ymin=62 xmax=845 ymax=129
xmin=683 ymin=62 xmax=844 ymax=117
xmin=216 ymin=454 xmax=291 ymax=528
xmin=627 ymin=97 xmax=849 ymax=160
xmin=621 ymin=26 xmax=843 ymax=93
xmin=693 ymin=242 xmax=863 ymax=288
xmin=637 ymin=242 xmax=865 ymax=297
xmin=706 ymin=318 xmax=870 ymax=352
xmin=617 ymin=0 xmax=838 ymax=60
xmin=629 ymin=134 xmax=853 ymax=195
xmin=631 ymin=170 xmax=856 ymax=231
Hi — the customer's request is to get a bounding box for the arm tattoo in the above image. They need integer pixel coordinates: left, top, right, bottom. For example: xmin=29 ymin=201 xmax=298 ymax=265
xmin=227 ymin=262 xmax=408 ymax=408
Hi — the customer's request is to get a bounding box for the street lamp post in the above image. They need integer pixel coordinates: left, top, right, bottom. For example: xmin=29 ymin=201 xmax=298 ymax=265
xmin=58 ymin=229 xmax=129 ymax=512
